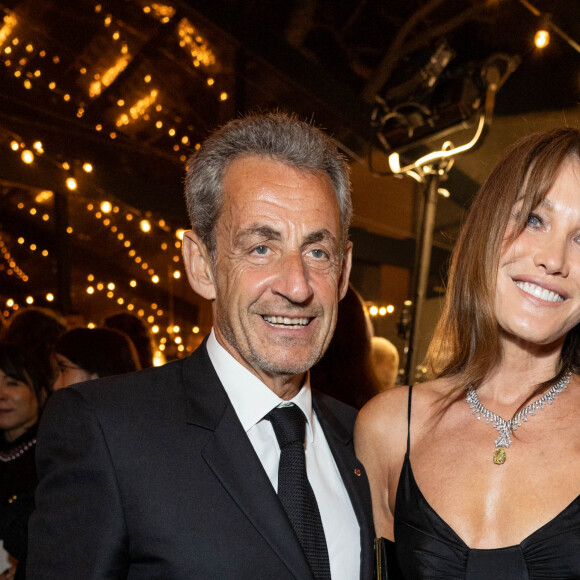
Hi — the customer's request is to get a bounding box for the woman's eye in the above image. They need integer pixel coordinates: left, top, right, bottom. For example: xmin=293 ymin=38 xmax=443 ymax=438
xmin=526 ymin=213 xmax=542 ymax=227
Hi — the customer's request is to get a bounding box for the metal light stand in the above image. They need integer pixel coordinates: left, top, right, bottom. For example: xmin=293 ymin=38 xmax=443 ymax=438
xmin=374 ymin=53 xmax=519 ymax=383
xmin=403 ymin=158 xmax=452 ymax=384
xmin=390 ymin=114 xmax=488 ymax=384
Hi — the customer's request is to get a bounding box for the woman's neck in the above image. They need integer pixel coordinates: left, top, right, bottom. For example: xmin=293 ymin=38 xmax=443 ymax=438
xmin=479 ymin=334 xmax=565 ymax=405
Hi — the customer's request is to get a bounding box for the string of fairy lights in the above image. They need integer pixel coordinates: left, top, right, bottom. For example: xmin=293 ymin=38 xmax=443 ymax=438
xmin=368 ymin=304 xmax=396 ymax=318
xmin=2 ymin=133 xmax=209 ymax=361
xmin=2 ymin=154 xmax=204 ymax=361
xmin=0 ymin=233 xmax=29 ymax=282
xmin=0 ymin=143 xmax=200 ymax=360
xmin=0 ymin=2 xmax=229 ymax=362
xmin=0 ymin=2 xmax=228 ymax=163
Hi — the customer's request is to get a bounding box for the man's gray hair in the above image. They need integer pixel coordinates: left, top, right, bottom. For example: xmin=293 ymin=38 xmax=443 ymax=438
xmin=184 ymin=111 xmax=353 ymax=259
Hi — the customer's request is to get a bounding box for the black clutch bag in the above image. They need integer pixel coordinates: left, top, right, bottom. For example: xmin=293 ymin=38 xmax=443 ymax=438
xmin=375 ymin=537 xmax=404 ymax=580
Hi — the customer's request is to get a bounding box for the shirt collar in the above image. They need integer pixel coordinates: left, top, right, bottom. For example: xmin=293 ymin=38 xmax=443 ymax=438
xmin=206 ymin=330 xmax=316 ymax=442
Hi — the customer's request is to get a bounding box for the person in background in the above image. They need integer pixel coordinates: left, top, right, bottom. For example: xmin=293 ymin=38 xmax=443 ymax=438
xmin=0 ymin=344 xmax=48 ymax=580
xmin=104 ymin=312 xmax=155 ymax=369
xmin=1 ymin=308 xmax=65 ymax=386
xmin=311 ymin=284 xmax=382 ymax=409
xmin=371 ymin=336 xmax=399 ymax=390
xmin=52 ymin=327 xmax=140 ymax=390
xmin=356 ymin=128 xmax=580 ymax=578
xmin=64 ymin=310 xmax=87 ymax=331
xmin=28 ymin=112 xmax=374 ymax=579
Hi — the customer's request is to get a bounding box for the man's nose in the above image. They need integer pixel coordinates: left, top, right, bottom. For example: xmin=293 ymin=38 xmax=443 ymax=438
xmin=271 ymin=251 xmax=314 ymax=304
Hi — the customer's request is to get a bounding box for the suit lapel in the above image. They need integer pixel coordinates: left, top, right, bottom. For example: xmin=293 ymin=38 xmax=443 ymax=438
xmin=313 ymin=394 xmax=375 ymax=580
xmin=182 ymin=343 xmax=314 ymax=580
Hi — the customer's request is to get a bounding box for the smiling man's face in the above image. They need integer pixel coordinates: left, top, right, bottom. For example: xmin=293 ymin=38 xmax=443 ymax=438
xmin=206 ymin=155 xmax=351 ymax=390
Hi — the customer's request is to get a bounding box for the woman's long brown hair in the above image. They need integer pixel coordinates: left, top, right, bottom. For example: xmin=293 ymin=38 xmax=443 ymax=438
xmin=426 ymin=128 xmax=580 ymax=403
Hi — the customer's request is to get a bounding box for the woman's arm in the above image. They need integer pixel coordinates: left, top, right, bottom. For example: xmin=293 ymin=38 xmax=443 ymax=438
xmin=354 ymin=386 xmax=410 ymax=541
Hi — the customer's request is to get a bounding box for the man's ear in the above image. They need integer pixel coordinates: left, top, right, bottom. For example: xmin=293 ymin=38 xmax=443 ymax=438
xmin=338 ymin=241 xmax=353 ymax=301
xmin=182 ymin=230 xmax=217 ymax=300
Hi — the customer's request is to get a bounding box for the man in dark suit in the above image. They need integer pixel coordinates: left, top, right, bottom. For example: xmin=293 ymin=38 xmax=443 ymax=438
xmin=27 ymin=112 xmax=374 ymax=579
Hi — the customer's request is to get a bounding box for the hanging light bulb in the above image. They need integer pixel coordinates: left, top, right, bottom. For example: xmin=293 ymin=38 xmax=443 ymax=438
xmin=21 ymin=149 xmax=34 ymax=164
xmin=35 ymin=190 xmax=53 ymax=203
xmin=534 ymin=15 xmax=551 ymax=49
xmin=535 ymin=28 xmax=550 ymax=48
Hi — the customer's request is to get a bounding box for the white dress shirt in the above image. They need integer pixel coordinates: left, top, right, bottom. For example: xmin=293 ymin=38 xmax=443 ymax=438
xmin=206 ymin=330 xmax=361 ymax=580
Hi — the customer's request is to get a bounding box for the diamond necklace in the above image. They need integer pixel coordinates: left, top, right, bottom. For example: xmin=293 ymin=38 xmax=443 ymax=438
xmin=466 ymin=372 xmax=572 ymax=465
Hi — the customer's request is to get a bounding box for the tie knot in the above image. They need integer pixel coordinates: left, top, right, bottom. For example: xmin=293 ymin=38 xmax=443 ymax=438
xmin=266 ymin=404 xmax=306 ymax=448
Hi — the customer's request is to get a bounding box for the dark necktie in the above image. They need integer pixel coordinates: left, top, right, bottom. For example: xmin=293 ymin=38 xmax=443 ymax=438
xmin=266 ymin=404 xmax=331 ymax=580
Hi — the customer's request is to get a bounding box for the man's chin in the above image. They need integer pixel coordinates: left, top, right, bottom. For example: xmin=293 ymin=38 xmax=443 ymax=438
xmin=251 ymin=350 xmax=321 ymax=378
xmin=258 ymin=360 xmax=313 ymax=377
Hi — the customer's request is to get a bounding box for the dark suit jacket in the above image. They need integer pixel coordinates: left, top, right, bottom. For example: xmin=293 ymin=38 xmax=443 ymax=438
xmin=27 ymin=342 xmax=374 ymax=579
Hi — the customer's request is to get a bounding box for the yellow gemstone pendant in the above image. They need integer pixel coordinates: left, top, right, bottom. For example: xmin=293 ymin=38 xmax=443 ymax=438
xmin=493 ymin=447 xmax=507 ymax=465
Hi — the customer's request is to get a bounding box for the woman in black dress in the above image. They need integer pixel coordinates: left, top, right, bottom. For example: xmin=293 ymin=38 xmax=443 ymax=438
xmin=356 ymin=128 xmax=580 ymax=578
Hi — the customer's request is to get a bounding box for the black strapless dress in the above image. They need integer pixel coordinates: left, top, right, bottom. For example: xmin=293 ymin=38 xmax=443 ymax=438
xmin=387 ymin=386 xmax=580 ymax=579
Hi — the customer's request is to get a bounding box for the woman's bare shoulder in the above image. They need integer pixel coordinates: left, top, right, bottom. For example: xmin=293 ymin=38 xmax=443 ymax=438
xmin=357 ymin=385 xmax=409 ymax=430
xmin=357 ymin=378 xmax=449 ymax=427
xmin=355 ymin=378 xmax=454 ymax=445
xmin=354 ymin=378 xmax=455 ymax=539
xmin=412 ymin=376 xmax=454 ymax=402
xmin=354 ymin=385 xmax=411 ymax=463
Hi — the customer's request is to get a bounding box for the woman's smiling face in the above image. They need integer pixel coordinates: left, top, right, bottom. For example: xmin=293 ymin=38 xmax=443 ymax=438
xmin=0 ymin=368 xmax=39 ymax=443
xmin=495 ymin=157 xmax=580 ymax=348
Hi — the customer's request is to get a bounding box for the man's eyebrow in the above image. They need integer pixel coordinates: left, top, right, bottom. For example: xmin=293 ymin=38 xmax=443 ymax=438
xmin=234 ymin=226 xmax=338 ymax=248
xmin=303 ymin=229 xmax=338 ymax=246
xmin=235 ymin=225 xmax=281 ymax=244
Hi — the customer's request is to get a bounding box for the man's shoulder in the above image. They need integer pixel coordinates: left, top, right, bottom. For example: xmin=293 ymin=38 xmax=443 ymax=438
xmin=71 ymin=356 xmax=186 ymax=399
xmin=71 ymin=342 xmax=213 ymax=397
xmin=49 ymin=344 xmax=217 ymax=420
xmin=40 ymin=345 xmax=226 ymax=447
xmin=312 ymin=389 xmax=358 ymax=433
